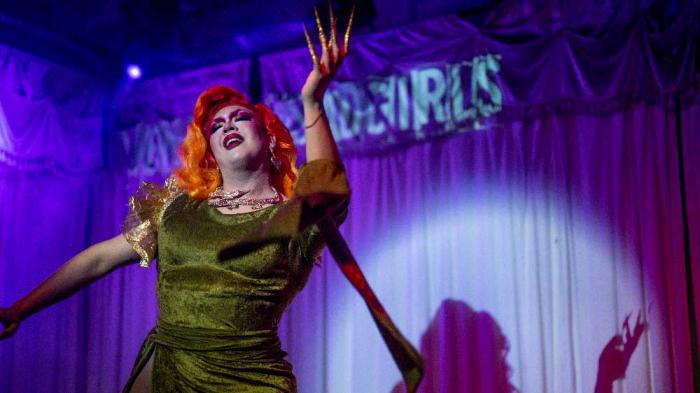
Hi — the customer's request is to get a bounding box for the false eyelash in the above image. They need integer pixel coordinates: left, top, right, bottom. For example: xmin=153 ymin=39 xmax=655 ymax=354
xmin=210 ymin=115 xmax=252 ymax=133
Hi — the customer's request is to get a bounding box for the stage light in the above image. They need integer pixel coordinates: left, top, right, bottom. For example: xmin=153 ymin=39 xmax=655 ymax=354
xmin=126 ymin=64 xmax=142 ymax=79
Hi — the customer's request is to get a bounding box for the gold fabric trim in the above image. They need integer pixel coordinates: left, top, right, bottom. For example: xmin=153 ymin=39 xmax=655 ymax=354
xmin=122 ymin=176 xmax=182 ymax=268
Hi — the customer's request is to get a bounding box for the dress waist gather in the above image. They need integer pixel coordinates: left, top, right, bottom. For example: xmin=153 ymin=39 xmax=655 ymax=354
xmin=121 ymin=321 xmax=293 ymax=393
xmin=152 ymin=319 xmax=282 ymax=353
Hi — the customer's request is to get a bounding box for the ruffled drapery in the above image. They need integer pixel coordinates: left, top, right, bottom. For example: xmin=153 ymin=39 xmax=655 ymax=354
xmin=0 ymin=43 xmax=106 ymax=174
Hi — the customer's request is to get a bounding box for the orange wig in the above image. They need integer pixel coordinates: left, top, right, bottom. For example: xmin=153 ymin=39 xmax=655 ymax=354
xmin=173 ymin=86 xmax=298 ymax=200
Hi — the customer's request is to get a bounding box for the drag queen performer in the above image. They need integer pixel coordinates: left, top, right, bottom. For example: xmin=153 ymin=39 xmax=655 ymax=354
xmin=0 ymin=7 xmax=361 ymax=393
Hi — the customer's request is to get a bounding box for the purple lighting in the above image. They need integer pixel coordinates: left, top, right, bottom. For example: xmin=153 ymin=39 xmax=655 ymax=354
xmin=126 ymin=64 xmax=142 ymax=79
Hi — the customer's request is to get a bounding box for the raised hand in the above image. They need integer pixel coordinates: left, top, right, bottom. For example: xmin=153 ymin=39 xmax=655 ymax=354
xmin=301 ymin=2 xmax=355 ymax=104
xmin=621 ymin=310 xmax=647 ymax=363
xmin=0 ymin=307 xmax=21 ymax=340
xmin=595 ymin=309 xmax=648 ymax=393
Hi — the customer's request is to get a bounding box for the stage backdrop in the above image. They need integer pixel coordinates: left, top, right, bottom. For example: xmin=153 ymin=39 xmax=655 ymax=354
xmin=0 ymin=2 xmax=698 ymax=393
xmin=0 ymin=47 xmax=252 ymax=391
xmin=0 ymin=42 xmax=131 ymax=393
xmin=261 ymin=9 xmax=699 ymax=393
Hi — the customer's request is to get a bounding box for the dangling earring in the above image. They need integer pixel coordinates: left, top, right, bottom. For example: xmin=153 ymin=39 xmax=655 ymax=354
xmin=269 ymin=136 xmax=282 ymax=171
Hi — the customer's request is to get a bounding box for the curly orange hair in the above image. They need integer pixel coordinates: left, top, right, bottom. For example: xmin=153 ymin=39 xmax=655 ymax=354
xmin=173 ymin=86 xmax=298 ymax=200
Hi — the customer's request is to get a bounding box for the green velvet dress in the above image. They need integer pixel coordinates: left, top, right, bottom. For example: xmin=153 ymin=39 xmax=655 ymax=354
xmin=121 ymin=159 xmax=350 ymax=393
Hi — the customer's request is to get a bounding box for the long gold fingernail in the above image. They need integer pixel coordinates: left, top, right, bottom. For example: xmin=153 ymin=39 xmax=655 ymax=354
xmin=344 ymin=4 xmax=355 ymax=53
xmin=303 ymin=24 xmax=320 ymax=69
xmin=329 ymin=1 xmax=337 ymax=47
xmin=314 ymin=7 xmax=328 ymax=51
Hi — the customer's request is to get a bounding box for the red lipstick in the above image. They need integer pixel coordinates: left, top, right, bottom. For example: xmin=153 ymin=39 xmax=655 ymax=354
xmin=223 ymin=132 xmax=244 ymax=150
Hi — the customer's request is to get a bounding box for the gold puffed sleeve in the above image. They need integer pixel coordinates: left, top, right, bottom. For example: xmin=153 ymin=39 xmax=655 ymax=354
xmin=122 ymin=176 xmax=182 ymax=268
xmin=292 ymin=159 xmax=351 ymax=266
xmin=293 ymin=159 xmax=350 ymax=202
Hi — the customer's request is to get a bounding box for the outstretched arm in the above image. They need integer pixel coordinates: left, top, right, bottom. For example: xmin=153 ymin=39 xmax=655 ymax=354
xmin=0 ymin=234 xmax=139 ymax=339
xmin=301 ymin=4 xmax=354 ymax=162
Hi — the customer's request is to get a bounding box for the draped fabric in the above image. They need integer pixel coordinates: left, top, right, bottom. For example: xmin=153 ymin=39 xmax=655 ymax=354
xmin=113 ymin=59 xmax=251 ymax=181
xmin=0 ymin=44 xmax=156 ymax=392
xmin=259 ymin=4 xmax=698 ymax=155
xmin=0 ymin=171 xmax=149 ymax=392
xmin=0 ymin=2 xmax=698 ymax=392
xmin=115 ymin=59 xmax=251 ymax=129
xmin=264 ymin=5 xmax=699 ymax=391
xmin=3 ymin=101 xmax=698 ymax=392
xmin=0 ymin=43 xmax=106 ymax=173
xmin=681 ymin=94 xmax=700 ymax=352
xmin=279 ymin=101 xmax=698 ymax=392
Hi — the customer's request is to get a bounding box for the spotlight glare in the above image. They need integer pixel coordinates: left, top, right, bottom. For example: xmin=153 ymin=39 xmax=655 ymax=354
xmin=126 ymin=64 xmax=142 ymax=79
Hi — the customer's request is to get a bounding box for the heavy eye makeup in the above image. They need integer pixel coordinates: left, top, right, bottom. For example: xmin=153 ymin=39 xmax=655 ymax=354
xmin=210 ymin=111 xmax=254 ymax=133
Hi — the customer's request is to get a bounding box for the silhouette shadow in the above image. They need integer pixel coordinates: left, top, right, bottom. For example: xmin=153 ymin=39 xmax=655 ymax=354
xmin=594 ymin=309 xmax=648 ymax=393
xmin=390 ymin=299 xmax=518 ymax=393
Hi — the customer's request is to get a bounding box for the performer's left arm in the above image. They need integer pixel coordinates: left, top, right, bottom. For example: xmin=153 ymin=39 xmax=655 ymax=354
xmin=300 ymin=6 xmax=353 ymax=162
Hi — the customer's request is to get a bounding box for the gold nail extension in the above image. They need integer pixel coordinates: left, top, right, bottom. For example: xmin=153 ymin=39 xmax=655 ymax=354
xmin=314 ymin=7 xmax=328 ymax=52
xmin=303 ymin=24 xmax=320 ymax=69
xmin=329 ymin=1 xmax=337 ymax=48
xmin=343 ymin=4 xmax=355 ymax=54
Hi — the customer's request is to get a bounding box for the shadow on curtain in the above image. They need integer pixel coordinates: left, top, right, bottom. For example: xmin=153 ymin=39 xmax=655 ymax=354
xmin=390 ymin=298 xmax=518 ymax=393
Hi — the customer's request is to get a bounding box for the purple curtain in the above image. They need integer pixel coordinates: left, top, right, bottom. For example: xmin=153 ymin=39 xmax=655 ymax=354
xmin=0 ymin=50 xmax=256 ymax=391
xmin=113 ymin=59 xmax=251 ymax=182
xmin=259 ymin=7 xmax=697 ymax=155
xmin=0 ymin=172 xmax=154 ymax=392
xmin=279 ymin=100 xmax=698 ymax=392
xmin=682 ymin=94 xmax=700 ymax=352
xmin=265 ymin=4 xmax=699 ymax=391
xmin=0 ymin=43 xmax=159 ymax=391
xmin=0 ymin=44 xmax=105 ymax=173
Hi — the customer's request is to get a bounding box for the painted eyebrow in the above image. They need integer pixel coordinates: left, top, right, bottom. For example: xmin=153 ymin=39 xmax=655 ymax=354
xmin=212 ymin=109 xmax=252 ymax=124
